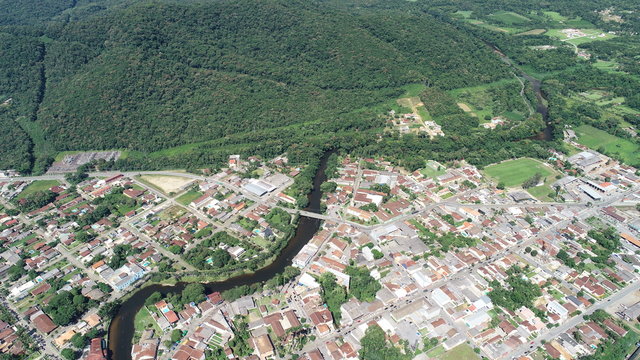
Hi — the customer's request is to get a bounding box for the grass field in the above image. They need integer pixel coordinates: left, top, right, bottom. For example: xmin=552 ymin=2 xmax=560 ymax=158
xmin=516 ymin=29 xmax=546 ymax=36
xmin=450 ymin=79 xmax=527 ymax=121
xmin=527 ymin=185 xmax=554 ymax=201
xmin=574 ymin=125 xmax=639 ymax=165
xmin=177 ymin=190 xmax=204 ymax=205
xmin=543 ymin=11 xmax=567 ymax=22
xmin=484 ymin=158 xmax=554 ymax=187
xmin=439 ymin=344 xmax=480 ymax=360
xmin=593 ymin=60 xmax=622 ymax=74
xmin=17 ymin=180 xmax=60 ymax=199
xmin=488 ymin=11 xmax=530 ymax=25
xmin=421 ymin=161 xmax=446 ymax=178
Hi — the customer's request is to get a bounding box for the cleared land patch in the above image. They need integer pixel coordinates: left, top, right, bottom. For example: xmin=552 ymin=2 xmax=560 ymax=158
xmin=457 ymin=103 xmax=472 ymax=112
xmin=439 ymin=343 xmax=480 ymax=360
xmin=488 ymin=11 xmax=530 ymax=25
xmin=517 ymin=29 xmax=546 ymax=36
xmin=137 ymin=175 xmax=194 ymax=194
xmin=484 ymin=158 xmax=554 ymax=187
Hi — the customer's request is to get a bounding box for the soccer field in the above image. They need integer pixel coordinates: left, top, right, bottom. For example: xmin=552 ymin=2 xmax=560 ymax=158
xmin=484 ymin=158 xmax=554 ymax=187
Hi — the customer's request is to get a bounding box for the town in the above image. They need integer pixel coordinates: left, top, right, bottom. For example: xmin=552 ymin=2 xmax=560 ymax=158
xmin=0 ymin=138 xmax=639 ymax=360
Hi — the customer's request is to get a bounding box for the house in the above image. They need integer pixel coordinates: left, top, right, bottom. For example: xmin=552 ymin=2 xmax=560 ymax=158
xmin=250 ymin=334 xmax=275 ymax=360
xmin=31 ymin=311 xmax=57 ymax=334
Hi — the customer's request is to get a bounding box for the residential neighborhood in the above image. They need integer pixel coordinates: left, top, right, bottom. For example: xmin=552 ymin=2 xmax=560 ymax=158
xmin=0 ymin=146 xmax=639 ymax=360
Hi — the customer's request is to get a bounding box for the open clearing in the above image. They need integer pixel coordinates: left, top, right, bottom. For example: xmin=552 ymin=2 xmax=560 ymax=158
xmin=439 ymin=343 xmax=480 ymax=360
xmin=517 ymin=29 xmax=546 ymax=36
xmin=574 ymin=125 xmax=640 ymax=165
xmin=546 ymin=28 xmax=615 ymax=45
xmin=137 ymin=175 xmax=194 ymax=194
xmin=176 ymin=190 xmax=204 ymax=205
xmin=397 ymin=97 xmax=422 ymax=109
xmin=420 ymin=161 xmax=446 ymax=178
xmin=488 ymin=11 xmax=530 ymax=25
xmin=484 ymin=158 xmax=554 ymax=187
xmin=17 ymin=180 xmax=60 ymax=199
xmin=457 ymin=103 xmax=472 ymax=112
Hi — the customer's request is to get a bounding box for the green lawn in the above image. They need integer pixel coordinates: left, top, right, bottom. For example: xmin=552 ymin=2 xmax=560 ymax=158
xmin=439 ymin=344 xmax=480 ymax=360
xmin=484 ymin=158 xmax=554 ymax=187
xmin=527 ymin=185 xmax=554 ymax=201
xmin=420 ymin=161 xmax=446 ymax=178
xmin=574 ymin=125 xmax=640 ymax=165
xmin=133 ymin=306 xmax=161 ymax=341
xmin=17 ymin=180 xmax=60 ymax=199
xmin=176 ymin=190 xmax=204 ymax=205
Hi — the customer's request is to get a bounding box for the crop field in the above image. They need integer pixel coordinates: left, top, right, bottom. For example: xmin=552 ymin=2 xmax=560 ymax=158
xmin=484 ymin=158 xmax=554 ymax=187
xmin=574 ymin=125 xmax=639 ymax=165
xmin=17 ymin=180 xmax=60 ymax=199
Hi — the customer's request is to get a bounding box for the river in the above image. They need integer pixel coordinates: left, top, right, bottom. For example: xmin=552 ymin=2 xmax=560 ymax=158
xmin=492 ymin=47 xmax=553 ymax=141
xmin=107 ymin=152 xmax=332 ymax=360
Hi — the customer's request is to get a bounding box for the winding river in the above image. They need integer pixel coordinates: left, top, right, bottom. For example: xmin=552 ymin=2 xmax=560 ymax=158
xmin=107 ymin=152 xmax=331 ymax=360
xmin=492 ymin=46 xmax=553 ymax=141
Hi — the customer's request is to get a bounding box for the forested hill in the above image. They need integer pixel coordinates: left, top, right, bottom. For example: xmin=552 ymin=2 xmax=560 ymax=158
xmin=0 ymin=0 xmax=510 ymax=172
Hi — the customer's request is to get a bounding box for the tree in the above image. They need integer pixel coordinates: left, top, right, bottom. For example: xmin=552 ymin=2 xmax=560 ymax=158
xmin=320 ymin=181 xmax=337 ymax=194
xmin=46 ymin=289 xmax=90 ymax=326
xmin=70 ymin=333 xmax=87 ymax=349
xmin=61 ymin=348 xmax=76 ymax=360
xmin=145 ymin=292 xmax=163 ymax=307
xmin=360 ymin=324 xmax=410 ymax=360
xmin=319 ymin=273 xmax=347 ymax=324
xmin=181 ymin=283 xmax=205 ymax=305
xmin=171 ymin=329 xmax=183 ymax=343
xmin=98 ymin=301 xmax=121 ymax=318
xmin=345 ymin=266 xmax=381 ymax=302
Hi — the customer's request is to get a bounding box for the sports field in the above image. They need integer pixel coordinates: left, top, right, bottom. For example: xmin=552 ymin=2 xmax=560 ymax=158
xmin=574 ymin=125 xmax=639 ymax=165
xmin=484 ymin=158 xmax=554 ymax=187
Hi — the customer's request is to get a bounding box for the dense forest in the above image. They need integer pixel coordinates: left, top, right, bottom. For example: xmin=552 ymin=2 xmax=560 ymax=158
xmin=0 ymin=0 xmax=639 ymax=173
xmin=0 ymin=0 xmax=511 ymax=172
